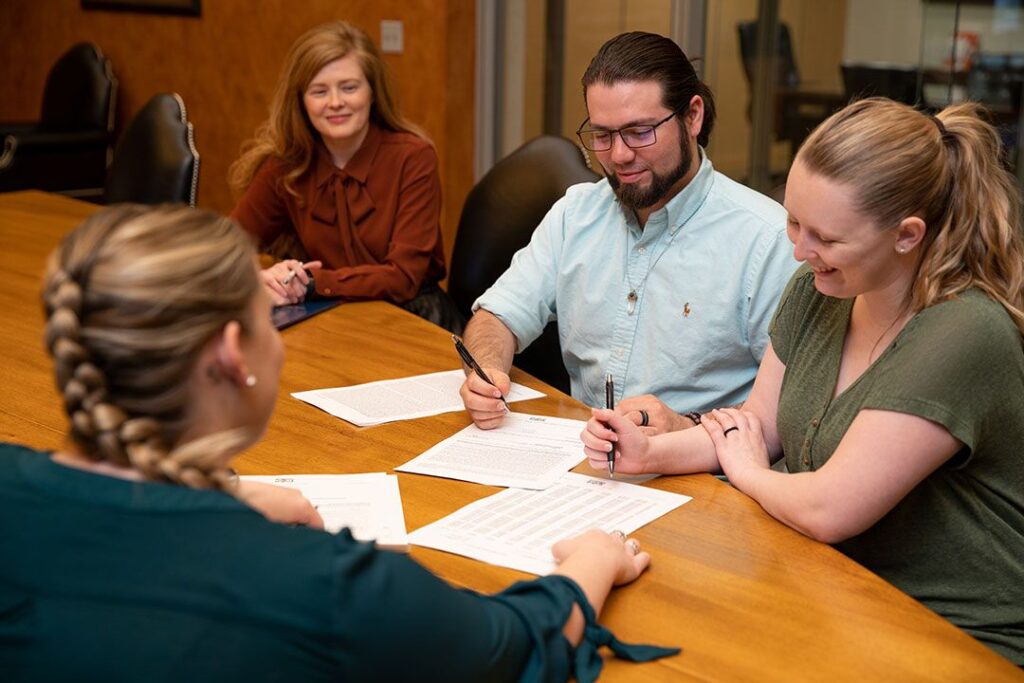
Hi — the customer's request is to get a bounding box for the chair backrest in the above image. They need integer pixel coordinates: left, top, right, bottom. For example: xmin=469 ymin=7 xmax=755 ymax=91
xmin=448 ymin=135 xmax=599 ymax=393
xmin=40 ymin=43 xmax=117 ymax=134
xmin=105 ymin=93 xmax=200 ymax=207
xmin=841 ymin=63 xmax=920 ymax=105
xmin=737 ymin=21 xmax=799 ymax=89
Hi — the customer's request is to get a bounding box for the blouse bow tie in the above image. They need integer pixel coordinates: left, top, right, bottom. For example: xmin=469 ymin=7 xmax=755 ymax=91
xmin=311 ymin=171 xmax=375 ymax=226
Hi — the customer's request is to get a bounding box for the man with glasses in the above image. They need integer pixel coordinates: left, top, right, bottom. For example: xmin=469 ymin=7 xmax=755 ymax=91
xmin=459 ymin=31 xmax=796 ymax=434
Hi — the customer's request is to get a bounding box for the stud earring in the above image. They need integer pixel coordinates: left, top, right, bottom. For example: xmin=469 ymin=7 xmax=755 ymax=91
xmin=245 ymin=374 xmax=257 ymax=387
xmin=896 ymin=246 xmax=907 ymax=254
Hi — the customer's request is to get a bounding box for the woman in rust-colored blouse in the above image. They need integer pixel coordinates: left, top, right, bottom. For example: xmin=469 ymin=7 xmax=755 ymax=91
xmin=230 ymin=21 xmax=460 ymax=331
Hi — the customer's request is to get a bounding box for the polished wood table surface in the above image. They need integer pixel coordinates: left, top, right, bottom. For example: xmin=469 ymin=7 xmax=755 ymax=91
xmin=1 ymin=191 xmax=1020 ymax=681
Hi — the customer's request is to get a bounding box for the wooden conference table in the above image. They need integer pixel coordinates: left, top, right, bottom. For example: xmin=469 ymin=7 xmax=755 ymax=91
xmin=1 ymin=191 xmax=1020 ymax=681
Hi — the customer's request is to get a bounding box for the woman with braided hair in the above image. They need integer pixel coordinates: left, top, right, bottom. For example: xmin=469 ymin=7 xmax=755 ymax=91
xmin=583 ymin=98 xmax=1024 ymax=664
xmin=0 ymin=204 xmax=676 ymax=681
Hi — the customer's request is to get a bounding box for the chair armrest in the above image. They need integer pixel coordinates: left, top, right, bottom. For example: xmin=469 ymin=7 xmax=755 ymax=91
xmin=0 ymin=121 xmax=41 ymax=136
xmin=1 ymin=129 xmax=111 ymax=171
xmin=4 ymin=129 xmax=109 ymax=150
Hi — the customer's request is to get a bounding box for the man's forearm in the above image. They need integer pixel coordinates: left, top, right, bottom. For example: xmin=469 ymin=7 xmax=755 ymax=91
xmin=463 ymin=309 xmax=517 ymax=372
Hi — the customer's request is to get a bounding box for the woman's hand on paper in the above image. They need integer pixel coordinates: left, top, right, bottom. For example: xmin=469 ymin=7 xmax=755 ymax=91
xmin=235 ymin=480 xmax=325 ymax=530
xmin=552 ymin=529 xmax=650 ymax=586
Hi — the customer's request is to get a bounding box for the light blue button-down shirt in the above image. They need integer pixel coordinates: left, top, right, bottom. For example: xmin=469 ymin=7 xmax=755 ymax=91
xmin=474 ymin=153 xmax=797 ymax=412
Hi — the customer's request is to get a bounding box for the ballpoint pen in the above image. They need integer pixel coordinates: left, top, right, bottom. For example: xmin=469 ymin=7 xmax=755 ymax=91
xmin=452 ymin=334 xmax=510 ymax=409
xmin=605 ymin=373 xmax=615 ymax=478
xmin=281 ymin=262 xmax=307 ymax=286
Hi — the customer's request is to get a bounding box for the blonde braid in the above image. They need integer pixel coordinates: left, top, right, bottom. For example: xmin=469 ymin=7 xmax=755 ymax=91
xmin=42 ymin=204 xmax=260 ymax=492
xmin=43 ymin=269 xmax=129 ymax=466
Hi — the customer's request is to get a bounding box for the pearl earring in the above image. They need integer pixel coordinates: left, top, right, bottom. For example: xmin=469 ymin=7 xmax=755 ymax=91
xmin=897 ymin=246 xmax=907 ymax=254
xmin=245 ymin=374 xmax=257 ymax=387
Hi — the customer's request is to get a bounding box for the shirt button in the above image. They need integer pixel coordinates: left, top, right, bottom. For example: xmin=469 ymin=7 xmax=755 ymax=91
xmin=615 ymin=348 xmax=624 ymax=358
xmin=811 ymin=418 xmax=819 ymax=427
xmin=802 ymin=457 xmax=810 ymax=467
xmin=638 ymin=246 xmax=646 ymax=254
xmin=324 ymin=288 xmax=332 ymax=294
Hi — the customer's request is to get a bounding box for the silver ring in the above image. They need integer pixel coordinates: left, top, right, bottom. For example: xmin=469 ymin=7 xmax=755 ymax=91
xmin=723 ymin=426 xmax=739 ymax=437
xmin=626 ymin=539 xmax=640 ymax=555
xmin=610 ymin=529 xmax=626 ymax=541
xmin=639 ymin=409 xmax=649 ymax=427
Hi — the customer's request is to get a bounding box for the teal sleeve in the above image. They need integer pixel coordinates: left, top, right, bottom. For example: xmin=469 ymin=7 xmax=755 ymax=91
xmin=330 ymin=538 xmax=679 ymax=682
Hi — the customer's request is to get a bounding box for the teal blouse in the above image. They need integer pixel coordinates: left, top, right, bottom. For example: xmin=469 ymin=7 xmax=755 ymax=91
xmin=0 ymin=444 xmax=677 ymax=681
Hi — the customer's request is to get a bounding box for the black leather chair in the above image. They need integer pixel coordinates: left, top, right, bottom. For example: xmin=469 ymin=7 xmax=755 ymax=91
xmin=0 ymin=43 xmax=117 ymax=198
xmin=105 ymin=93 xmax=200 ymax=206
xmin=448 ymin=136 xmax=599 ymax=394
xmin=841 ymin=63 xmax=920 ymax=105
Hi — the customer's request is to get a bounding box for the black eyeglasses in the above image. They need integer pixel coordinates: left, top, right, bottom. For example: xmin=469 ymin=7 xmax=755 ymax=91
xmin=576 ymin=111 xmax=679 ymax=152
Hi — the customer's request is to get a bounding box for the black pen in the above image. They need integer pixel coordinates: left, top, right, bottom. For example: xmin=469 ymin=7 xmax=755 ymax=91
xmin=605 ymin=373 xmax=615 ymax=478
xmin=452 ymin=335 xmax=510 ymax=409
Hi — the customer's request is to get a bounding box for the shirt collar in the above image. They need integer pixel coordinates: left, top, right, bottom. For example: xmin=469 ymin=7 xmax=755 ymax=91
xmin=313 ymin=122 xmax=383 ymax=187
xmin=623 ymin=148 xmax=715 ymax=237
xmin=660 ymin=147 xmax=714 ymax=235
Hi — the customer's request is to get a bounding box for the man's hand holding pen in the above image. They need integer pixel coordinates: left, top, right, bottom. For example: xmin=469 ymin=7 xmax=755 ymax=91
xmin=454 ymin=334 xmax=512 ymax=430
xmin=460 ymin=367 xmax=512 ymax=429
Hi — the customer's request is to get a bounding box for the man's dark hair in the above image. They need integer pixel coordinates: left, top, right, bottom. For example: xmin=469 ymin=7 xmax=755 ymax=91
xmin=582 ymin=31 xmax=716 ymax=147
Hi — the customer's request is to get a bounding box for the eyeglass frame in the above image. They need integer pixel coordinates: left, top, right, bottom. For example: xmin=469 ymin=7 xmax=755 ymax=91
xmin=575 ymin=110 xmax=681 ymax=152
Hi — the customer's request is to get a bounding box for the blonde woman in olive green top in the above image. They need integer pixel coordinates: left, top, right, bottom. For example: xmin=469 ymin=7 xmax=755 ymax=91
xmin=582 ymin=98 xmax=1024 ymax=663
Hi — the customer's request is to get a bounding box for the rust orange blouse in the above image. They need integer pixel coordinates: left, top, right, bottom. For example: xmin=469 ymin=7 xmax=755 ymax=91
xmin=231 ymin=124 xmax=446 ymax=303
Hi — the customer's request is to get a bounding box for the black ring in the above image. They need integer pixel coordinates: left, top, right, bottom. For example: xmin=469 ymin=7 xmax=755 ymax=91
xmin=723 ymin=426 xmax=739 ymax=437
xmin=639 ymin=409 xmax=649 ymax=427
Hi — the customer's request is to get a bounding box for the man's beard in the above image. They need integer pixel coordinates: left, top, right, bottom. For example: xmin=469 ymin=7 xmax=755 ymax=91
xmin=606 ymin=139 xmax=692 ymax=211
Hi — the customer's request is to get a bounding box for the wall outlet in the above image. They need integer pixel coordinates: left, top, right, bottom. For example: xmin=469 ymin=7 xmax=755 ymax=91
xmin=380 ymin=20 xmax=404 ymax=54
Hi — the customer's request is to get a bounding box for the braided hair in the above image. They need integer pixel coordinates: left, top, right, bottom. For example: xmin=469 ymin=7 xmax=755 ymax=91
xmin=42 ymin=204 xmax=261 ymax=489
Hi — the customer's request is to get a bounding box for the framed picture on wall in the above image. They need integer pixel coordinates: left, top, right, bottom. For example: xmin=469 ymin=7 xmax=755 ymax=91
xmin=81 ymin=0 xmax=201 ymax=16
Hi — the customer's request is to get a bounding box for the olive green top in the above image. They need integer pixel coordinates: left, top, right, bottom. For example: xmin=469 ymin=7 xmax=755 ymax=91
xmin=770 ymin=266 xmax=1024 ymax=664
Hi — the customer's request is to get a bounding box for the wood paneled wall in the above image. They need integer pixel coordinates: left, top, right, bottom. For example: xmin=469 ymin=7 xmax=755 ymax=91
xmin=0 ymin=0 xmax=474 ymax=268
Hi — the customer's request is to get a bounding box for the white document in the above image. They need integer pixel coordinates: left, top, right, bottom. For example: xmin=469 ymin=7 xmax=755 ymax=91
xmin=408 ymin=472 xmax=691 ymax=575
xmin=241 ymin=473 xmax=409 ymax=550
xmin=292 ymin=369 xmax=544 ymax=426
xmin=396 ymin=412 xmax=586 ymax=490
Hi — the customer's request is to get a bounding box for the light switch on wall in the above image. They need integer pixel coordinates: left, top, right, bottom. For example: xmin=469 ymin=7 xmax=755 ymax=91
xmin=380 ymin=20 xmax=404 ymax=54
